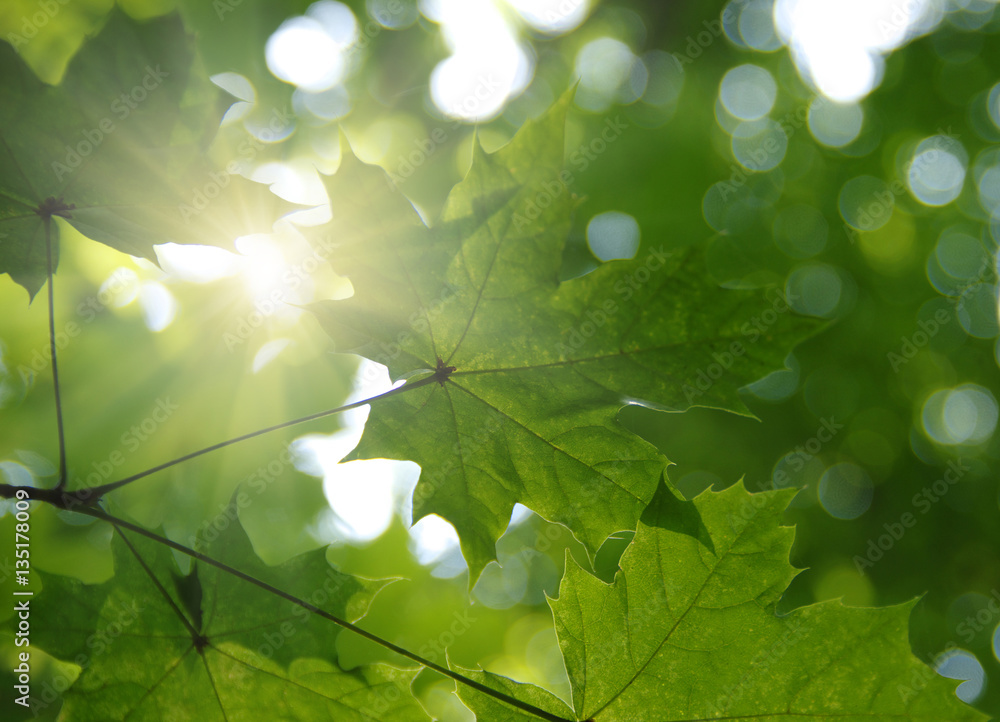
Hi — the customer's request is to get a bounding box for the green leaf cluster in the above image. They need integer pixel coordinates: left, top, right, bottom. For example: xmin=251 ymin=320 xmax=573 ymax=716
xmin=0 ymin=8 xmax=985 ymax=722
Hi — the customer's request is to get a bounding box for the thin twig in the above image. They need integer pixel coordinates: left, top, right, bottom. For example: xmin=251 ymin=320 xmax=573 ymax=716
xmin=81 ymin=507 xmax=572 ymax=722
xmin=80 ymin=372 xmax=442 ymax=499
xmin=44 ymin=217 xmax=68 ymax=490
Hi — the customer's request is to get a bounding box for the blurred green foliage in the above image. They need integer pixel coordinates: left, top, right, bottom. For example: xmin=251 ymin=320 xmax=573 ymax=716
xmin=2 ymin=0 xmax=1000 ymax=718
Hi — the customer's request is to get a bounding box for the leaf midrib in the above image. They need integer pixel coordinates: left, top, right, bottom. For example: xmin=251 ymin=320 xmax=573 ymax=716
xmin=448 ymin=379 xmax=649 ymax=507
xmin=448 ymin=332 xmax=757 ymax=379
xmin=586 ymin=508 xmax=760 ymax=720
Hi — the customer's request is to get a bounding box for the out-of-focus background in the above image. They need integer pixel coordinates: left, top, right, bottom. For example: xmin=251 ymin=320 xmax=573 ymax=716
xmin=1 ymin=0 xmax=999 ymax=717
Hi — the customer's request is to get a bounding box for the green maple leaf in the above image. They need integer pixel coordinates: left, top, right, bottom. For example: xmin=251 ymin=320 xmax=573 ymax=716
xmin=309 ymin=94 xmax=819 ymax=580
xmin=0 ymin=10 xmax=301 ymax=300
xmin=29 ymin=513 xmax=429 ymax=721
xmin=455 ymin=481 xmax=987 ymax=721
